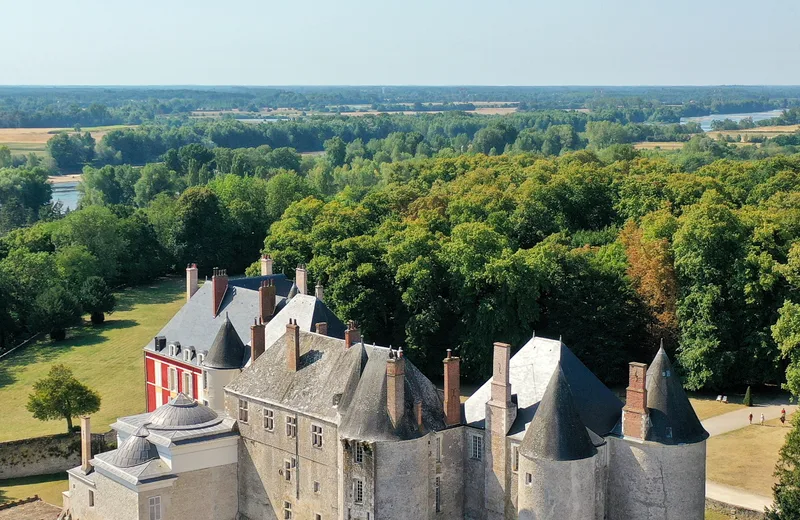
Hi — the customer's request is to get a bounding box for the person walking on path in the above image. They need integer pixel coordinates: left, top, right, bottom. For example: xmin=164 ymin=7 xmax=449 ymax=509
xmin=761 ymin=413 xmax=766 ymax=426
xmin=749 ymin=413 xmax=753 ymax=425
xmin=781 ymin=408 xmax=787 ymax=426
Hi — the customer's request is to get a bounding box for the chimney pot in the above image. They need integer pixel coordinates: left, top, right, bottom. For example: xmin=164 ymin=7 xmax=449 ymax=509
xmin=251 ymin=318 xmax=266 ymax=363
xmin=296 ymin=265 xmax=308 ymax=295
xmin=344 ymin=321 xmax=360 ymax=349
xmin=212 ymin=268 xmax=229 ymax=317
xmin=80 ymin=416 xmax=92 ymax=474
xmin=259 ymin=279 xmax=276 ymax=323
xmin=261 ymin=255 xmax=273 ymax=276
xmin=287 ymin=319 xmax=300 ymax=371
xmin=315 ymin=322 xmax=328 ymax=336
xmin=443 ymin=350 xmax=461 ymax=426
xmin=315 ymin=282 xmax=324 ymax=301
xmin=623 ymin=362 xmax=649 ymax=440
xmin=186 ymin=263 xmax=199 ymax=302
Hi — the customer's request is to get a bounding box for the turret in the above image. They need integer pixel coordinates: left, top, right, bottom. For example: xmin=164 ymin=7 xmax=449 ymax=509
xmin=202 ymin=316 xmax=245 ymax=411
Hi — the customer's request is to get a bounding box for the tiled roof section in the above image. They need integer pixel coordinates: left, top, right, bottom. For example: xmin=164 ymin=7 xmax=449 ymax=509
xmin=109 ymin=426 xmax=160 ymax=468
xmin=203 ymin=315 xmax=247 ymax=369
xmin=464 ymin=336 xmax=623 ymax=437
xmin=148 ymin=393 xmax=221 ymax=430
xmin=646 ymin=347 xmax=709 ymax=445
xmin=263 ymin=294 xmax=346 ymax=349
xmin=226 ymin=331 xmax=364 ymax=421
xmin=519 ymin=365 xmax=597 ymax=461
xmin=339 ymin=346 xmax=447 ymax=442
xmin=229 ymin=275 xmax=293 ymax=295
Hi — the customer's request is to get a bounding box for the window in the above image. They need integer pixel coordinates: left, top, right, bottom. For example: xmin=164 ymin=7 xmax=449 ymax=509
xmin=183 ymin=372 xmax=193 ymax=398
xmin=286 ymin=416 xmax=297 ymax=438
xmin=353 ymin=479 xmax=364 ymax=504
xmin=434 ymin=476 xmax=441 ymax=512
xmin=470 ymin=434 xmax=483 ymax=461
xmin=315 ymin=515 xmax=322 ymax=520
xmin=168 ymin=367 xmax=178 ymax=392
xmin=354 ymin=443 xmax=364 ymax=464
xmin=149 ymin=496 xmax=162 ymax=520
xmin=284 ymin=459 xmax=293 ymax=482
xmin=88 ymin=490 xmax=95 ymax=507
xmin=665 ymin=426 xmax=673 ymax=439
xmin=202 ymin=399 xmax=209 ymax=406
xmin=198 ymin=353 xmax=205 ymax=364
xmin=312 ymin=424 xmax=324 ymax=448
xmin=435 ymin=436 xmax=442 ymax=462
xmin=525 ymin=473 xmax=532 ymax=485
xmin=283 ymin=501 xmax=292 ymax=520
xmin=184 ymin=350 xmax=191 ymax=362
xmin=511 ymin=445 xmax=519 ymax=472
xmin=264 ymin=408 xmax=275 ymax=431
xmin=238 ymin=399 xmax=249 ymax=423
xmin=663 ymin=369 xmax=671 ymax=377
xmin=169 ymin=345 xmax=175 ymax=356
xmin=313 ymin=481 xmax=321 ymax=493
xmin=202 ymin=370 xmax=208 ymax=390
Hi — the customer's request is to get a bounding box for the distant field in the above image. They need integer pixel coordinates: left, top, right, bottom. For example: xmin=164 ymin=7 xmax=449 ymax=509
xmin=0 ymin=125 xmax=134 ymax=158
xmin=707 ymin=124 xmax=800 ymax=141
xmin=634 ymin=141 xmax=686 ymax=150
xmin=0 ymin=278 xmax=184 ymax=442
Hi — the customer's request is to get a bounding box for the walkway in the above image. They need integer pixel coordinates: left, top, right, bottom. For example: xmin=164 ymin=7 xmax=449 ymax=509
xmin=702 ymin=403 xmax=797 ymax=512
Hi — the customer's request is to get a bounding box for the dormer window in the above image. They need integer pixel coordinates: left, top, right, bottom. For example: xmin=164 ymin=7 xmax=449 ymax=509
xmin=169 ymin=345 xmax=175 ymax=356
xmin=184 ymin=350 xmax=192 ymax=362
xmin=198 ymin=353 xmax=205 ymax=364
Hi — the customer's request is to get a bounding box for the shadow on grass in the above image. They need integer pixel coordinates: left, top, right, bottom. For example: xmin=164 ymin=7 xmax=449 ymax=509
xmin=0 ymin=472 xmax=68 ymax=505
xmin=113 ymin=277 xmax=184 ymax=313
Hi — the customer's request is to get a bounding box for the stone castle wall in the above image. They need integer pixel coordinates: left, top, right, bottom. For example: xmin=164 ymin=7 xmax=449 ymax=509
xmin=0 ymin=431 xmax=111 ymax=480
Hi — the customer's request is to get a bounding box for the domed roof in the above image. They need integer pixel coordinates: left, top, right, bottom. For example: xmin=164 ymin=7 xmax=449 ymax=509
xmin=147 ymin=393 xmax=220 ymax=430
xmin=110 ymin=426 xmax=159 ymax=468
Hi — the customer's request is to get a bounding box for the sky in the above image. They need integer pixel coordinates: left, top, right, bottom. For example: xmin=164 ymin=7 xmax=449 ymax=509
xmin=1 ymin=0 xmax=799 ymax=86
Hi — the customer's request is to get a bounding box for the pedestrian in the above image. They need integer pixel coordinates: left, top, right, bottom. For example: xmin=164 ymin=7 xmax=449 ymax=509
xmin=781 ymin=408 xmax=787 ymax=425
xmin=761 ymin=413 xmax=765 ymax=426
xmin=749 ymin=413 xmax=753 ymax=425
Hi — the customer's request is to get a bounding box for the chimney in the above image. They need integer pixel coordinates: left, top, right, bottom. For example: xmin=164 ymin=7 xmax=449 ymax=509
xmin=154 ymin=336 xmax=166 ymax=352
xmin=287 ymin=319 xmax=300 ymax=371
xmin=296 ymin=265 xmax=308 ymax=295
xmin=212 ymin=268 xmax=228 ymax=317
xmin=261 ymin=255 xmax=273 ymax=276
xmin=490 ymin=342 xmax=512 ymax=406
xmin=387 ymin=350 xmax=405 ymax=427
xmin=315 ymin=322 xmax=328 ymax=336
xmin=80 ymin=416 xmax=92 ymax=474
xmin=259 ymin=280 xmax=276 ymax=322
xmin=443 ymin=349 xmax=461 ymax=426
xmin=622 ymin=362 xmax=649 ymax=440
xmin=251 ymin=318 xmax=266 ymax=363
xmin=415 ymin=400 xmax=423 ymax=429
xmin=186 ymin=263 xmax=198 ymax=302
xmin=315 ymin=282 xmax=324 ymax=301
xmin=344 ymin=321 xmax=361 ymax=349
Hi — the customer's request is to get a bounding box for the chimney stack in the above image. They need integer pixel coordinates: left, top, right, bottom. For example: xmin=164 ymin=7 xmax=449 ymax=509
xmin=261 ymin=255 xmax=273 ymax=276
xmin=490 ymin=342 xmax=512 ymax=406
xmin=344 ymin=321 xmax=361 ymax=349
xmin=415 ymin=400 xmax=423 ymax=429
xmin=259 ymin=280 xmax=276 ymax=323
xmin=387 ymin=350 xmax=405 ymax=427
xmin=186 ymin=264 xmax=198 ymax=302
xmin=80 ymin=416 xmax=92 ymax=474
xmin=287 ymin=319 xmax=300 ymax=371
xmin=622 ymin=362 xmax=649 ymax=440
xmin=212 ymin=268 xmax=228 ymax=317
xmin=251 ymin=318 xmax=266 ymax=363
xmin=315 ymin=322 xmax=328 ymax=336
xmin=315 ymin=282 xmax=324 ymax=301
xmin=443 ymin=349 xmax=461 ymax=426
xmin=296 ymin=265 xmax=308 ymax=295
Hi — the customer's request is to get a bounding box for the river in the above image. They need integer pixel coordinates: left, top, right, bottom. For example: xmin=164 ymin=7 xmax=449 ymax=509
xmin=51 ymin=181 xmax=80 ymax=210
xmin=681 ymin=109 xmax=784 ymax=132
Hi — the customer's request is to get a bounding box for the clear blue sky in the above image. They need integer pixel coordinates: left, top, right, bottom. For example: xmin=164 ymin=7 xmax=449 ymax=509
xmin=2 ymin=0 xmax=799 ymax=86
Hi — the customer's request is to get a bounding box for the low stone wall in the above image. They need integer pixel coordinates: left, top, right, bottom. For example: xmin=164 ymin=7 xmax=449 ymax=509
xmin=706 ymin=498 xmax=765 ymax=519
xmin=0 ymin=431 xmax=112 ymax=480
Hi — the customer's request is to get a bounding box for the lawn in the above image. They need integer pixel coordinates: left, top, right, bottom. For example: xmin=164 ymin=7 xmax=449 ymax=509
xmin=705 ymin=510 xmax=734 ymax=520
xmin=690 ymin=394 xmax=746 ymax=420
xmin=0 ymin=473 xmax=68 ymax=506
xmin=0 ymin=278 xmax=185 ymax=442
xmin=707 ymin=415 xmax=791 ymax=497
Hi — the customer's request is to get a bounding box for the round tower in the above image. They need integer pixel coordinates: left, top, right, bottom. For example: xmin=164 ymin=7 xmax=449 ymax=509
xmin=202 ymin=315 xmax=246 ymax=411
xmin=517 ymin=364 xmax=600 ymax=520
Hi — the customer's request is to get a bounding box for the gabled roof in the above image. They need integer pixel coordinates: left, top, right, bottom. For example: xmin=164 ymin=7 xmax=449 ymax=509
xmin=646 ymin=347 xmax=708 ymax=445
xmin=339 ymin=347 xmax=447 ymax=442
xmin=464 ymin=336 xmax=623 ymax=438
xmin=519 ymin=365 xmax=597 ymax=461
xmin=203 ymin=316 xmax=247 ymax=370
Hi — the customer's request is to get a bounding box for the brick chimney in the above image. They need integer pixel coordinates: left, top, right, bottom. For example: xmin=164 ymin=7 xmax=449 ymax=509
xmin=186 ymin=263 xmax=198 ymax=302
xmin=80 ymin=416 xmax=92 ymax=474
xmin=251 ymin=318 xmax=266 ymax=363
xmin=259 ymin=280 xmax=276 ymax=322
xmin=315 ymin=322 xmax=328 ymax=336
xmin=387 ymin=349 xmax=405 ymax=427
xmin=295 ymin=265 xmax=308 ymax=295
xmin=344 ymin=321 xmax=361 ymax=349
xmin=622 ymin=362 xmax=649 ymax=440
xmin=261 ymin=255 xmax=273 ymax=276
xmin=212 ymin=268 xmax=228 ymax=317
xmin=315 ymin=282 xmax=324 ymax=301
xmin=287 ymin=319 xmax=300 ymax=371
xmin=415 ymin=400 xmax=423 ymax=429
xmin=443 ymin=349 xmax=461 ymax=426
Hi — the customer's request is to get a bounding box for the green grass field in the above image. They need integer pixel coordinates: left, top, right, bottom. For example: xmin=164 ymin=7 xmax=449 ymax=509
xmin=0 ymin=473 xmax=68 ymax=505
xmin=0 ymin=278 xmax=185 ymax=442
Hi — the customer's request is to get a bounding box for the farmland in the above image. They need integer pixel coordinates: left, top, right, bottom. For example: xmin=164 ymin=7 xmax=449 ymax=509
xmin=0 ymin=125 xmax=133 ymax=158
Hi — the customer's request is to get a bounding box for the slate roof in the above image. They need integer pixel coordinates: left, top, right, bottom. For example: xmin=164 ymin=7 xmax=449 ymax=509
xmin=646 ymin=347 xmax=708 ymax=445
xmin=148 ymin=393 xmax=221 ymax=430
xmin=519 ymin=365 xmax=597 ymax=461
xmin=464 ymin=335 xmax=623 ymax=438
xmin=203 ymin=316 xmax=247 ymax=370
xmin=109 ymin=426 xmax=160 ymax=468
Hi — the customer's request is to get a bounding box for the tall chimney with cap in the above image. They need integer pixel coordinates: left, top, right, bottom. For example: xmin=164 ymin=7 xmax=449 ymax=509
xmin=344 ymin=321 xmax=361 ymax=349
xmin=443 ymin=349 xmax=461 ymax=426
xmin=259 ymin=280 xmax=276 ymax=322
xmin=261 ymin=255 xmax=273 ymax=276
xmin=186 ymin=263 xmax=198 ymax=302
xmin=315 ymin=282 xmax=324 ymax=301
xmin=287 ymin=319 xmax=300 ymax=371
xmin=622 ymin=362 xmax=649 ymax=440
xmin=80 ymin=416 xmax=92 ymax=474
xmin=251 ymin=318 xmax=266 ymax=363
xmin=387 ymin=349 xmax=405 ymax=427
xmin=295 ymin=265 xmax=308 ymax=295
xmin=484 ymin=341 xmax=517 ymax=518
xmin=212 ymin=268 xmax=228 ymax=317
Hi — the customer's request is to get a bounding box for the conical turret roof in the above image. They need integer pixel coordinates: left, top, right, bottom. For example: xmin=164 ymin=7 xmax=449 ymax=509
xmin=109 ymin=426 xmax=159 ymax=468
xmin=646 ymin=347 xmax=708 ymax=445
xmin=203 ymin=314 xmax=246 ymax=369
xmin=519 ymin=364 xmax=597 ymax=461
xmin=287 ymin=282 xmax=299 ymax=300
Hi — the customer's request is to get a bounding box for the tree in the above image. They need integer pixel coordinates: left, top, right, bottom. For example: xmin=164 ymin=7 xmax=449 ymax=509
xmin=324 ymin=137 xmax=347 ymax=167
xmin=47 ymin=132 xmax=95 ymax=170
xmin=767 ymin=414 xmax=800 ymax=519
xmin=80 ymin=276 xmax=116 ymax=324
xmin=134 ymin=163 xmax=182 ymax=207
xmin=32 ymin=285 xmax=82 ymax=341
xmin=744 ymin=386 xmax=753 ymax=407
xmin=26 ymin=364 xmax=101 ymax=432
